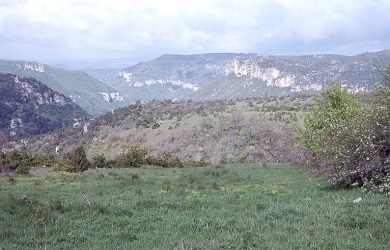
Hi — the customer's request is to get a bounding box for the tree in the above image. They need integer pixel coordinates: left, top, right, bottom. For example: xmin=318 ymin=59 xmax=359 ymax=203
xmin=114 ymin=145 xmax=148 ymax=168
xmin=67 ymin=146 xmax=91 ymax=172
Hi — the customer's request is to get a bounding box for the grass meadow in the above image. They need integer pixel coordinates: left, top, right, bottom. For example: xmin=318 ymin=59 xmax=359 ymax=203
xmin=0 ymin=164 xmax=389 ymax=249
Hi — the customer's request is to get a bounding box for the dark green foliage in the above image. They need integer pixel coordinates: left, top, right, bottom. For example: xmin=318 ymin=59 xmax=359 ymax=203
xmin=96 ymin=147 xmax=186 ymax=169
xmin=0 ymin=73 xmax=89 ymax=140
xmin=0 ymin=150 xmax=63 ymax=174
xmin=151 ymin=122 xmax=160 ymax=129
xmin=114 ymin=146 xmax=148 ymax=168
xmin=66 ymin=146 xmax=91 ymax=172
xmin=0 ymin=150 xmax=35 ymax=174
xmin=147 ymin=152 xmax=185 ymax=168
xmin=192 ymin=155 xmax=210 ymax=167
xmin=92 ymin=154 xmax=107 ymax=168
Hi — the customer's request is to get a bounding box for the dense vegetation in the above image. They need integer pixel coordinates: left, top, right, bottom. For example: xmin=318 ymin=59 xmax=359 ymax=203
xmin=0 ymin=73 xmax=89 ymax=141
xmin=298 ymin=66 xmax=390 ymax=193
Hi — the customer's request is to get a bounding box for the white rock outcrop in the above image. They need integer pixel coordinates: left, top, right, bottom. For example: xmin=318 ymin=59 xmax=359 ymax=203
xmin=119 ymin=70 xmax=132 ymax=82
xmin=132 ymin=79 xmax=200 ymax=91
xmin=99 ymin=92 xmax=124 ymax=102
xmin=224 ymin=57 xmax=330 ymax=92
xmin=225 ymin=57 xmax=296 ymax=87
xmin=17 ymin=62 xmax=46 ymax=72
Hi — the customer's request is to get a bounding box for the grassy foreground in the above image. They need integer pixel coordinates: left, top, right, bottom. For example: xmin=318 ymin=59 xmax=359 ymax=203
xmin=0 ymin=164 xmax=389 ymax=249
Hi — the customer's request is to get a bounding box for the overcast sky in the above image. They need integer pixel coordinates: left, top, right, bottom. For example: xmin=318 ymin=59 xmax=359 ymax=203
xmin=0 ymin=0 xmax=389 ymax=65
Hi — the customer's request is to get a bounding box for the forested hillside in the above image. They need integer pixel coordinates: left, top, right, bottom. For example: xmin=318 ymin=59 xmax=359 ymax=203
xmin=0 ymin=73 xmax=89 ymax=141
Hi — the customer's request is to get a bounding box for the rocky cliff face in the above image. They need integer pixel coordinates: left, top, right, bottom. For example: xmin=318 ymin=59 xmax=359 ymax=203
xmin=99 ymin=92 xmax=124 ymax=102
xmin=225 ymin=57 xmax=296 ymax=88
xmin=109 ymin=50 xmax=390 ymax=102
xmin=19 ymin=62 xmax=45 ymax=72
xmin=14 ymin=76 xmax=67 ymax=105
xmin=111 ymin=53 xmax=243 ymax=102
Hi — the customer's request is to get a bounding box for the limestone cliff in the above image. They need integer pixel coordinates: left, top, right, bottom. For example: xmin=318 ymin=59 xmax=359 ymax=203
xmin=109 ymin=50 xmax=390 ymax=102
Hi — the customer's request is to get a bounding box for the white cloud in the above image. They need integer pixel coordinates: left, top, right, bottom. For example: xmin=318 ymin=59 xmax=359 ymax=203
xmin=0 ymin=0 xmax=389 ymax=61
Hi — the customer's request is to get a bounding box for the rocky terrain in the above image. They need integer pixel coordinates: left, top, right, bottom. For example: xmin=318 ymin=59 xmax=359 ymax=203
xmin=109 ymin=50 xmax=390 ymax=103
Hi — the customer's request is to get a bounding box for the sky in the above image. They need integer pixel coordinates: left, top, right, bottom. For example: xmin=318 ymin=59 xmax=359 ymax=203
xmin=0 ymin=0 xmax=389 ymax=65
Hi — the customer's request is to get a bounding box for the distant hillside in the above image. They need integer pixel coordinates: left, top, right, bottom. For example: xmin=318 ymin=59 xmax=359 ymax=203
xmin=0 ymin=73 xmax=89 ymax=141
xmin=25 ymin=96 xmax=312 ymax=164
xmin=110 ymin=50 xmax=390 ymax=103
xmin=0 ymin=60 xmax=124 ymax=116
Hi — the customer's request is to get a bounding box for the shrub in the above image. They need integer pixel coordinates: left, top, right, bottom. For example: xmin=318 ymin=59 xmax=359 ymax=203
xmin=297 ymin=82 xmax=366 ymax=172
xmin=1 ymin=150 xmax=35 ymax=174
xmin=192 ymin=156 xmax=210 ymax=167
xmin=92 ymin=154 xmax=107 ymax=168
xmin=297 ymin=76 xmax=390 ymax=192
xmin=114 ymin=145 xmax=148 ymax=168
xmin=66 ymin=146 xmax=91 ymax=172
xmin=147 ymin=152 xmax=184 ymax=168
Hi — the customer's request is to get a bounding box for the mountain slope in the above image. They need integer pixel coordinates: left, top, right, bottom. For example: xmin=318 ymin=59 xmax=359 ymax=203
xmin=0 ymin=60 xmax=124 ymax=116
xmin=110 ymin=50 xmax=390 ymax=102
xmin=0 ymin=73 xmax=89 ymax=140
xmin=25 ymin=96 xmax=312 ymax=164
xmin=110 ymin=53 xmax=248 ymax=102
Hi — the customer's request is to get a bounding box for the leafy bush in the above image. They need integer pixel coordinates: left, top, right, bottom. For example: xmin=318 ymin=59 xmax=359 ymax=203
xmin=297 ymin=82 xmax=365 ymax=171
xmin=92 ymin=154 xmax=108 ymax=168
xmin=297 ymin=75 xmax=390 ymax=192
xmin=66 ymin=146 xmax=91 ymax=172
xmin=114 ymin=145 xmax=148 ymax=168
xmin=0 ymin=150 xmax=35 ymax=174
xmin=147 ymin=152 xmax=184 ymax=168
xmin=192 ymin=156 xmax=210 ymax=167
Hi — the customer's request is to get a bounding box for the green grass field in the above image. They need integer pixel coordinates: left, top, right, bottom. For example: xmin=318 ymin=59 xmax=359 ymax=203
xmin=1 ymin=164 xmax=389 ymax=249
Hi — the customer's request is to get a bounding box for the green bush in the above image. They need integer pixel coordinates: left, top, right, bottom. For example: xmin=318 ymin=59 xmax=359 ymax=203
xmin=66 ymin=146 xmax=91 ymax=172
xmin=1 ymin=150 xmax=35 ymax=174
xmin=297 ymin=77 xmax=390 ymax=193
xmin=297 ymin=82 xmax=365 ymax=171
xmin=192 ymin=156 xmax=210 ymax=167
xmin=92 ymin=154 xmax=108 ymax=168
xmin=54 ymin=161 xmax=76 ymax=172
xmin=114 ymin=145 xmax=148 ymax=168
xmin=147 ymin=152 xmax=184 ymax=168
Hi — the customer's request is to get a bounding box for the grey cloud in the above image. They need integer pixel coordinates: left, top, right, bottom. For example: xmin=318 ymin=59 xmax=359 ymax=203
xmin=0 ymin=0 xmax=389 ymax=62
